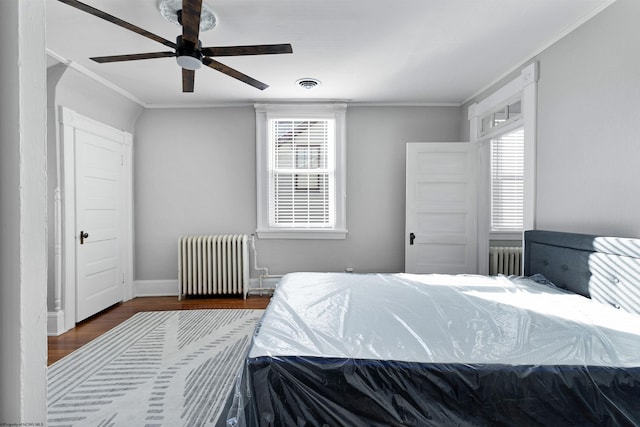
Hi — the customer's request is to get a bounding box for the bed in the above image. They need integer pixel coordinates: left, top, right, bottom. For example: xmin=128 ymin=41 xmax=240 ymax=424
xmin=226 ymin=230 xmax=640 ymax=426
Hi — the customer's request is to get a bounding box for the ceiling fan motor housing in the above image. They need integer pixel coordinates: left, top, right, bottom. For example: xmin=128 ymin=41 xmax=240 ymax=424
xmin=176 ymin=35 xmax=203 ymax=70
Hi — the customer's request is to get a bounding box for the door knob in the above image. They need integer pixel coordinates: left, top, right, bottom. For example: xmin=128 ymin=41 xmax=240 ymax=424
xmin=410 ymin=232 xmax=416 ymax=245
xmin=80 ymin=231 xmax=89 ymax=245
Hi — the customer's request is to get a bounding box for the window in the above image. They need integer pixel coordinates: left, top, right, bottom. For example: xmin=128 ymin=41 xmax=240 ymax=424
xmin=491 ymin=128 xmax=524 ymax=232
xmin=255 ymin=104 xmax=347 ymax=239
xmin=481 ymin=99 xmax=522 ymax=136
xmin=271 ymin=119 xmax=331 ymax=226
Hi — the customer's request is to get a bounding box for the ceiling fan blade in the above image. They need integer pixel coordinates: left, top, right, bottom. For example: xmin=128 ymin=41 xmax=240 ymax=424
xmin=202 ymin=57 xmax=268 ymax=90
xmin=182 ymin=68 xmax=195 ymax=93
xmin=91 ymin=52 xmax=175 ymax=64
xmin=181 ymin=0 xmax=202 ymax=47
xmin=57 ymin=0 xmax=176 ymax=49
xmin=201 ymin=44 xmax=293 ymax=57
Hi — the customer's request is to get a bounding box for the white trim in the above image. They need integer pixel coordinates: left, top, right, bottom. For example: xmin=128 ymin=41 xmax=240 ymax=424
xmin=475 ymin=116 xmax=524 ymax=144
xmin=134 ymin=280 xmax=179 ymax=297
xmin=522 ymin=80 xmax=537 ymax=234
xmin=255 ymin=229 xmax=348 ymax=240
xmin=47 ymin=311 xmax=67 ymax=336
xmin=58 ymin=106 xmax=135 ymax=330
xmin=60 ymin=109 xmax=77 ymax=332
xmin=47 ymin=49 xmax=145 ymax=107
xmin=254 ymin=102 xmax=348 ymax=115
xmin=134 ymin=277 xmax=284 ymax=297
xmin=147 ymin=101 xmax=461 ymax=109
xmin=469 ymin=63 xmax=538 ymax=275
xmin=490 ymin=231 xmax=523 ymax=241
xmin=248 ymin=277 xmax=281 ymax=296
xmin=469 ymin=63 xmax=538 ymax=121
xmin=50 ymin=183 xmax=66 ymax=336
xmin=347 ymin=102 xmax=461 ymax=107
xmin=249 ymin=277 xmax=281 ymax=289
xmin=122 ymin=132 xmax=135 ymax=302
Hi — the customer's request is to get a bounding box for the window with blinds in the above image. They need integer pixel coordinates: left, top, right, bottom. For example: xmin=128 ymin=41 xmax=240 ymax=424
xmin=491 ymin=127 xmax=524 ymax=232
xmin=269 ymin=119 xmax=334 ymax=228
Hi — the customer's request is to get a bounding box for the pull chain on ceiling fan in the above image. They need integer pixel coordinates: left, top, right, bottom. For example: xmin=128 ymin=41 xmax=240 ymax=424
xmin=57 ymin=0 xmax=293 ymax=92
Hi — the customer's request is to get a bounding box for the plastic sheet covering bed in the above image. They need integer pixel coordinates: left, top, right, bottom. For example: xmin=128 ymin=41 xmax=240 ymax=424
xmin=227 ymin=272 xmax=640 ymax=427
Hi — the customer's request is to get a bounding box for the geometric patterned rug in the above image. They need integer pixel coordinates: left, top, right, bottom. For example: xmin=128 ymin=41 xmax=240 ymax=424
xmin=47 ymin=309 xmax=264 ymax=427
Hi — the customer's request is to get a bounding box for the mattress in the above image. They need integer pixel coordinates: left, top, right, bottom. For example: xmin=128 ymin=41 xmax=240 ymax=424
xmin=228 ymin=272 xmax=640 ymax=427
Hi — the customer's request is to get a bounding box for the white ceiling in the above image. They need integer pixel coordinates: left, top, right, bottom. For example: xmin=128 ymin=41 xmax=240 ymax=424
xmin=46 ymin=0 xmax=614 ymax=107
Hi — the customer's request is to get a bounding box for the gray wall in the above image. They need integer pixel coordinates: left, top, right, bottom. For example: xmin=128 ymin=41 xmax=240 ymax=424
xmin=462 ymin=0 xmax=640 ymax=239
xmin=533 ymin=0 xmax=640 ymax=237
xmin=134 ymin=105 xmax=461 ymax=280
xmin=48 ymin=64 xmax=143 ymax=132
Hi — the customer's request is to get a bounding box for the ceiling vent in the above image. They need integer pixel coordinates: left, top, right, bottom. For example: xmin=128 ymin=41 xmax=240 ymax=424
xmin=296 ymin=78 xmax=321 ymax=90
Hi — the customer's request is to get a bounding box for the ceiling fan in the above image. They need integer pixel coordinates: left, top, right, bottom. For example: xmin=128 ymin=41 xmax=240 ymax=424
xmin=57 ymin=0 xmax=293 ymax=92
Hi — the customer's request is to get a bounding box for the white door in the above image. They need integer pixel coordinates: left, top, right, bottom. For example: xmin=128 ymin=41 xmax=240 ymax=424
xmin=405 ymin=143 xmax=477 ymax=274
xmin=75 ymin=128 xmax=124 ymax=321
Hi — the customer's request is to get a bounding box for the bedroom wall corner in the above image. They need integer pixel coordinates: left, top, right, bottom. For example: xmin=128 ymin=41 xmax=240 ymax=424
xmin=133 ymin=106 xmax=256 ymax=283
xmin=457 ymin=0 xmax=639 ymax=240
xmin=46 ymin=64 xmax=144 ymax=333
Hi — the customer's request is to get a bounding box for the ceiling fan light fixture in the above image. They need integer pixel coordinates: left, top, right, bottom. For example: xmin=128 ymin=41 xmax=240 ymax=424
xmin=176 ymin=54 xmax=202 ymax=70
xmin=296 ymin=78 xmax=321 ymax=90
xmin=158 ymin=0 xmax=217 ymax=32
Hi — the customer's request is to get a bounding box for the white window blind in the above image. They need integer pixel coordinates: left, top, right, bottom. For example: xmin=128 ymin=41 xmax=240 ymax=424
xmin=269 ymin=119 xmax=335 ymax=228
xmin=491 ymin=128 xmax=524 ymax=232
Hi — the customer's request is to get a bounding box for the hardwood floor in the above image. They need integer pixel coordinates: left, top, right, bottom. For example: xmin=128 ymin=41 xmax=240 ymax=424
xmin=47 ymin=295 xmax=271 ymax=366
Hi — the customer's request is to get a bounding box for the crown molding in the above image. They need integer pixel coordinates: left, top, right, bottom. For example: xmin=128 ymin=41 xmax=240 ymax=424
xmin=462 ymin=0 xmax=617 ymax=106
xmin=47 ymin=49 xmax=147 ymax=107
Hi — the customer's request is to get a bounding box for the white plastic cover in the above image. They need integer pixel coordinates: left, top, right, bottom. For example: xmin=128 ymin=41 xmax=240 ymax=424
xmin=250 ymin=272 xmax=640 ymax=366
xmin=229 ymin=272 xmax=640 ymax=426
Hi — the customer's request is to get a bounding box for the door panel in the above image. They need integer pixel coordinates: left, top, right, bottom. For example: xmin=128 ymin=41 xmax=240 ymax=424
xmin=405 ymin=143 xmax=477 ymax=274
xmin=75 ymin=129 xmax=123 ymax=322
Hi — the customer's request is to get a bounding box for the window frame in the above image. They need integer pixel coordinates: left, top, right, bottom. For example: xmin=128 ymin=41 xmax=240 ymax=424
xmin=468 ymin=62 xmax=537 ymax=274
xmin=255 ymin=103 xmax=347 ymax=239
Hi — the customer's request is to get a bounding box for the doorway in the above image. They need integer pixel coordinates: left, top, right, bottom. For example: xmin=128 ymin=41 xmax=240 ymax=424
xmin=56 ymin=107 xmax=133 ymax=332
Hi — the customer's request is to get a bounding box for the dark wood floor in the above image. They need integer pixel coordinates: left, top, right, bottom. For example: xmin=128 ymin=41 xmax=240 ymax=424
xmin=47 ymin=295 xmax=271 ymax=366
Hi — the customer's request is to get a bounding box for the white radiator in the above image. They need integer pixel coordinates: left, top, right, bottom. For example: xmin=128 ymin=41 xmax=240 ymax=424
xmin=178 ymin=234 xmax=249 ymax=300
xmin=489 ymin=246 xmax=523 ymax=276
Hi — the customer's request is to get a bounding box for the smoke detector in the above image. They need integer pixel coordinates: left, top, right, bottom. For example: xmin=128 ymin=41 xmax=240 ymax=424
xmin=296 ymin=78 xmax=321 ymax=90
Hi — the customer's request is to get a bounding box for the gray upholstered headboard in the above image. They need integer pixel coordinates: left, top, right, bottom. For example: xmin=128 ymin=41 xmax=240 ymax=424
xmin=524 ymin=230 xmax=640 ymax=315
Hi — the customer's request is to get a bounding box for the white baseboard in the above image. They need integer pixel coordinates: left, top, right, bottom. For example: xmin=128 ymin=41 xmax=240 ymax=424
xmin=134 ymin=277 xmax=282 ymax=298
xmin=48 ymin=310 xmax=68 ymax=336
xmin=134 ymin=280 xmax=179 ymax=297
xmin=49 ymin=278 xmax=282 ymax=336
xmin=248 ymin=277 xmax=281 ymax=291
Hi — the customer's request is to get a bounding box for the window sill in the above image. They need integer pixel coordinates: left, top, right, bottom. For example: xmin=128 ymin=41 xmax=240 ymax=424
xmin=490 ymin=231 xmax=523 ymax=241
xmin=256 ymin=228 xmax=348 ymax=240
